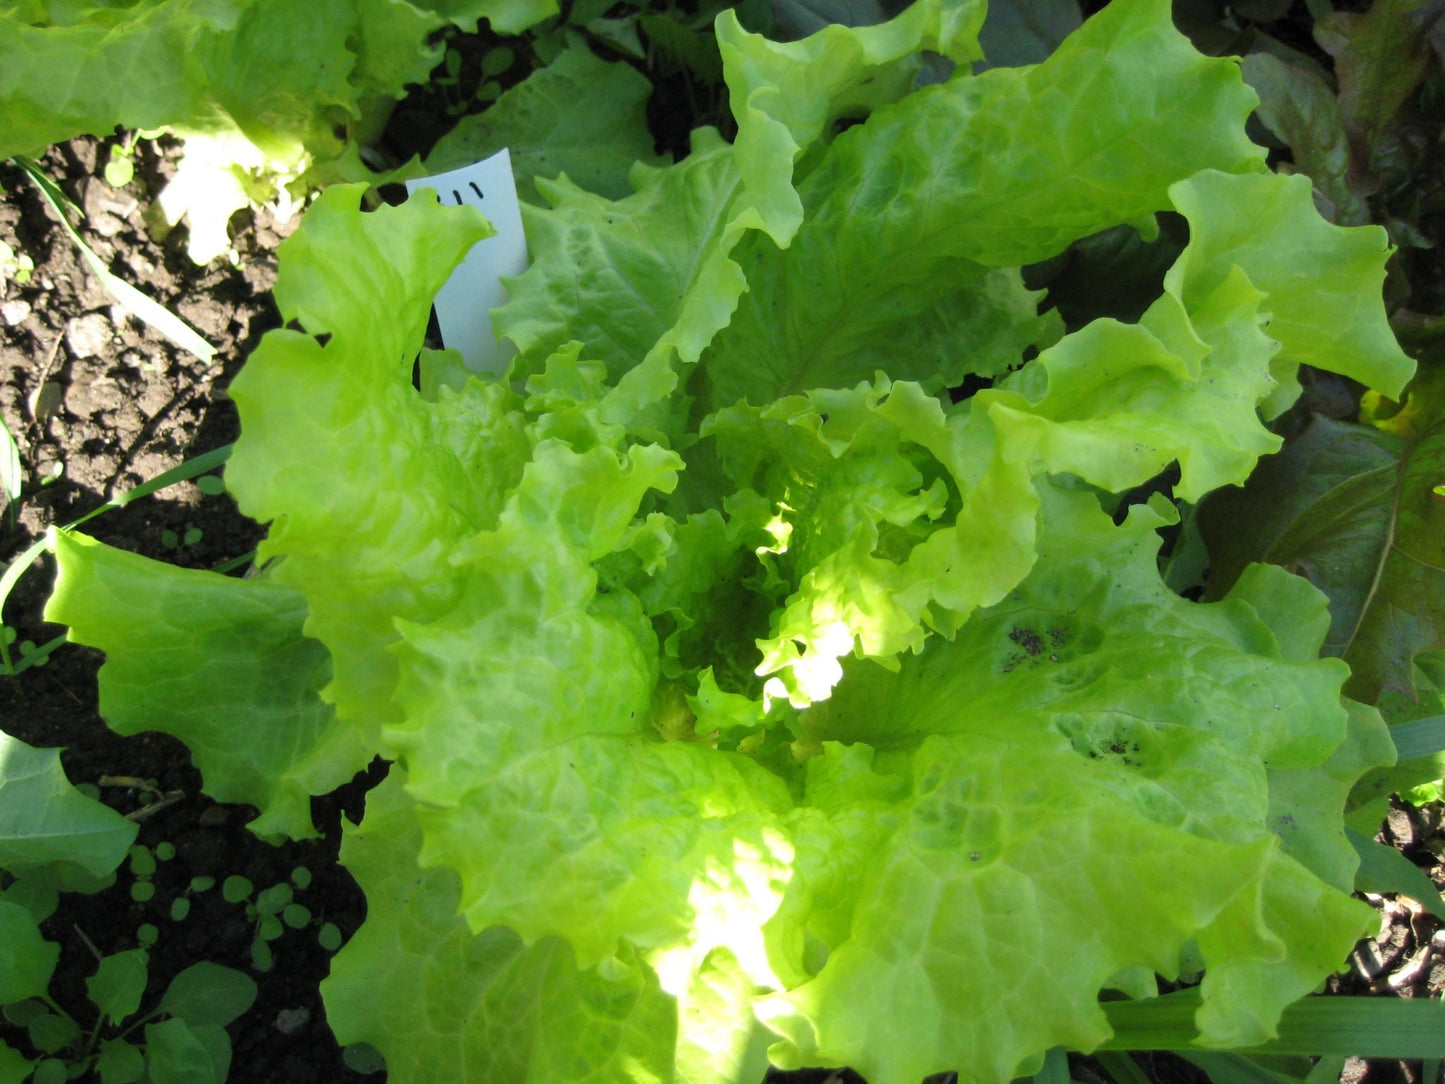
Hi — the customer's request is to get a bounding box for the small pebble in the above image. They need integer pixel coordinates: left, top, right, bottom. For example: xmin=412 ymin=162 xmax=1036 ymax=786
xmin=275 ymin=1008 xmax=310 ymax=1036
xmin=1 ymin=299 xmax=31 ymax=325
xmin=65 ymin=311 xmax=112 ymax=358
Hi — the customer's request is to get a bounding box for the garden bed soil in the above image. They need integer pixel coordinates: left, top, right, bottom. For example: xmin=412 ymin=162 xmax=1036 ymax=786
xmin=2 ymin=132 xmax=1444 ymax=1084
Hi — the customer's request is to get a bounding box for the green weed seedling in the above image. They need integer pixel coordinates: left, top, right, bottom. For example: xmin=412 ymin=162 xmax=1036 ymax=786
xmin=0 ymin=239 xmax=32 ymax=287
xmin=211 ymin=867 xmax=342 ymax=973
xmin=3 ymin=957 xmax=257 ymax=1084
xmin=0 ymin=735 xmax=256 ymax=1083
xmin=159 ymin=527 xmax=202 ymax=552
xmin=0 ymin=628 xmax=52 ymax=673
xmin=103 ymin=136 xmax=136 ymax=190
xmin=0 ymin=733 xmax=253 ymax=1083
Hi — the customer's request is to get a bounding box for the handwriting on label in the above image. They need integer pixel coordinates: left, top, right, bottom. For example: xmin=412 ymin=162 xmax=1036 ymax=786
xmin=405 ymin=148 xmax=529 ymax=375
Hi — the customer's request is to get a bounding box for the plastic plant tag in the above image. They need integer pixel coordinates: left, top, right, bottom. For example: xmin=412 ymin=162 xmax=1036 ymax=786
xmin=404 ymin=148 xmax=528 ymax=374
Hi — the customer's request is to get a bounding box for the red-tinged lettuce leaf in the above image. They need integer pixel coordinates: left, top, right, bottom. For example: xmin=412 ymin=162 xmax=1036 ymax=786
xmin=1314 ymin=0 xmax=1444 ymax=156
xmin=1241 ymin=53 xmax=1372 ymax=225
xmin=1199 ymin=415 xmax=1403 ymax=662
xmin=1350 ymin=651 xmax=1445 ymax=817
xmin=975 ymin=0 xmax=1082 ymax=68
xmin=1200 ymin=372 xmax=1445 ymax=708
xmin=44 ymin=530 xmax=353 ymax=841
xmin=1198 ymin=361 xmax=1445 ymax=815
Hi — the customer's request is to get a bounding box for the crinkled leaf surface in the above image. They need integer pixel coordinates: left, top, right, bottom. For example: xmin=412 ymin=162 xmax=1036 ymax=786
xmin=322 ymin=772 xmax=705 ymax=1084
xmin=760 ymin=488 xmax=1383 ymax=1084
xmin=224 ymin=185 xmax=503 ymax=733
xmin=717 ymin=0 xmax=988 ymax=246
xmin=0 ymin=0 xmax=557 ymax=161
xmin=493 ymin=129 xmax=754 ymax=386
xmin=37 ymin=1 xmax=1413 ymax=1082
xmin=703 ymin=0 xmax=1264 ymax=410
xmin=1162 ymin=169 xmax=1412 ymax=414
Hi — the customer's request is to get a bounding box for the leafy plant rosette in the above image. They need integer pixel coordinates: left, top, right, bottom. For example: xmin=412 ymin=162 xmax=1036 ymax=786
xmin=39 ymin=0 xmax=1418 ymax=1079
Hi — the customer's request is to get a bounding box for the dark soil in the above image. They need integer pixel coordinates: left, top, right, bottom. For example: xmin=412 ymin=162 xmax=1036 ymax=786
xmin=0 ymin=137 xmax=377 ymax=1082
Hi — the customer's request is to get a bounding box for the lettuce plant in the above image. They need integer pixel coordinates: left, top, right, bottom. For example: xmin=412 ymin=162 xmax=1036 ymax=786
xmin=41 ymin=0 xmax=1419 ymax=1080
xmin=0 ymin=0 xmax=556 ymax=261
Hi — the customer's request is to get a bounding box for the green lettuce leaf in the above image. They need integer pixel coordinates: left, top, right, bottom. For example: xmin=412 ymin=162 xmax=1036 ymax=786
xmin=0 ymin=0 xmax=555 ymax=160
xmin=0 ymin=730 xmax=137 ymax=885
xmin=43 ymin=530 xmax=346 ymax=841
xmin=700 ymin=0 xmax=1266 ymax=411
xmin=1162 ymin=169 xmax=1412 ymax=414
xmin=760 ymin=487 xmax=1384 ymax=1084
xmin=493 ymin=128 xmax=754 ymax=389
xmin=34 ymin=0 xmax=1411 ymax=1081
xmin=223 ymin=185 xmax=504 ymax=735
xmin=0 ymin=0 xmax=556 ymax=260
xmin=716 ymin=0 xmax=988 ymax=246
xmin=426 ymin=41 xmax=666 ymax=204
xmin=321 ymin=773 xmax=689 ymax=1084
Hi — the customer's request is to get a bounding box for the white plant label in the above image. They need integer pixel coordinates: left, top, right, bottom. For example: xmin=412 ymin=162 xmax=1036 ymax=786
xmin=405 ymin=148 xmax=529 ymax=375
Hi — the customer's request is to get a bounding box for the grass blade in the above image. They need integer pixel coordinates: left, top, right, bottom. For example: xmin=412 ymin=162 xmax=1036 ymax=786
xmin=1178 ymin=1052 xmax=1309 ymax=1084
xmin=1031 ymin=1047 xmax=1072 ymax=1084
xmin=14 ymin=157 xmax=216 ymax=363
xmin=1389 ymin=714 xmax=1445 ymax=760
xmin=67 ymin=443 xmax=232 ymax=530
xmin=1101 ymin=989 xmax=1445 ymax=1057
xmin=0 ymin=417 xmax=20 ymax=508
xmin=0 ymin=444 xmax=234 ymax=672
xmin=1097 ymin=1052 xmax=1154 ymax=1084
xmin=1349 ymin=825 xmax=1445 ymax=920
